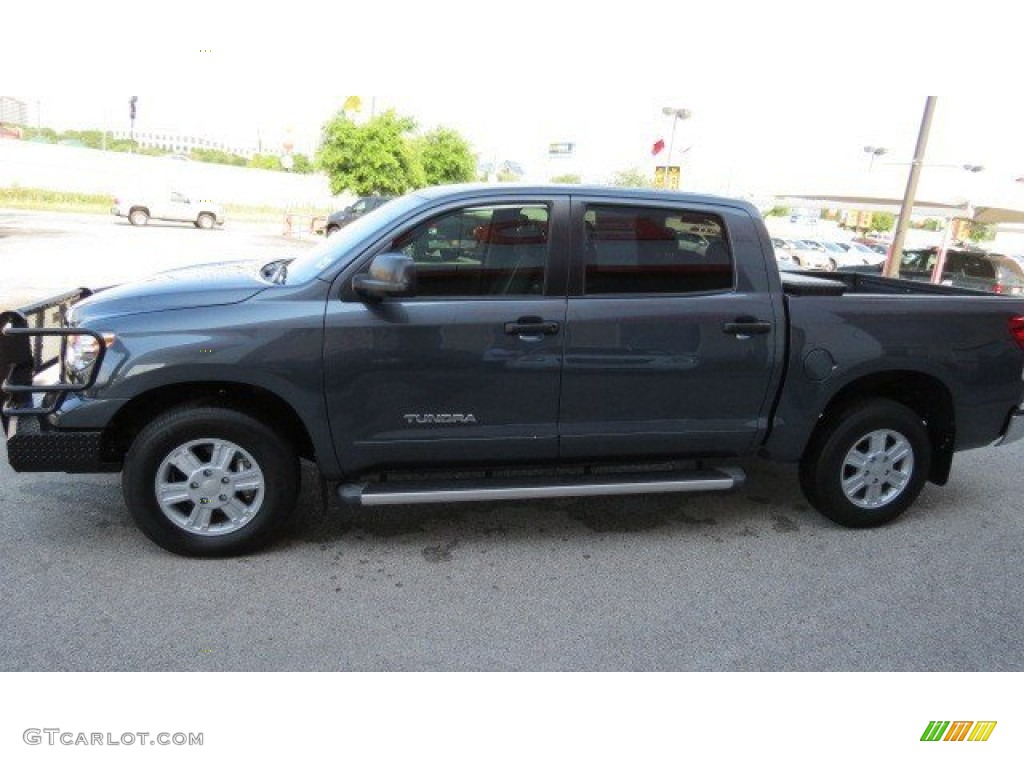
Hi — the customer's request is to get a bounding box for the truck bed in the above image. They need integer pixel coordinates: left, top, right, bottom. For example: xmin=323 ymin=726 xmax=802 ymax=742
xmin=780 ymin=270 xmax=993 ymax=297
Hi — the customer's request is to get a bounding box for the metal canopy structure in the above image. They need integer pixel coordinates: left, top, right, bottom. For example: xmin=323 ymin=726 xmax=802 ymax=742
xmin=781 ymin=193 xmax=1024 ymax=225
xmin=780 ymin=194 xmax=968 ymax=218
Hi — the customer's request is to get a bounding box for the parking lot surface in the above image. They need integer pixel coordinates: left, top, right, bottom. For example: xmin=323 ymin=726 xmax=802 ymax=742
xmin=1 ymin=210 xmax=1023 ymax=671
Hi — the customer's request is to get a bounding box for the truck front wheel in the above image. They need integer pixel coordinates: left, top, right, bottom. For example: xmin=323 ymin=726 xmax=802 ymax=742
xmin=122 ymin=406 xmax=299 ymax=556
xmin=799 ymin=399 xmax=931 ymax=528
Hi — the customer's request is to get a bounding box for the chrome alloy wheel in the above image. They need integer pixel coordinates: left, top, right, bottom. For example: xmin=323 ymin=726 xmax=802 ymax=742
xmin=154 ymin=438 xmax=265 ymax=536
xmin=840 ymin=429 xmax=914 ymax=510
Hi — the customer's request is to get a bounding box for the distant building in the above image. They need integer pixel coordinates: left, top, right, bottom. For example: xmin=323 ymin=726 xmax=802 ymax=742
xmin=111 ymin=129 xmax=258 ymax=158
xmin=0 ymin=96 xmax=28 ymax=126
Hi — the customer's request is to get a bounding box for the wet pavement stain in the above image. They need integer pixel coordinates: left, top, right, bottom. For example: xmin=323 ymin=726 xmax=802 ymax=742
xmin=569 ymin=507 xmax=670 ymax=533
xmin=674 ymin=511 xmax=717 ymax=527
xmin=422 ymin=539 xmax=458 ymax=563
xmin=771 ymin=513 xmax=800 ymax=532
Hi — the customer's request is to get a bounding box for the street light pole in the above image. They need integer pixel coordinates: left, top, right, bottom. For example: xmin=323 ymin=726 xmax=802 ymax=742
xmin=864 ymin=145 xmax=888 ymax=171
xmin=661 ymin=106 xmax=691 ymax=189
xmin=129 ymin=96 xmax=138 ymax=155
xmin=884 ymin=96 xmax=937 ymax=278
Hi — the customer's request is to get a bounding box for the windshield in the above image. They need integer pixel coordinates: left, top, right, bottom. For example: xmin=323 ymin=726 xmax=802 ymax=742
xmin=283 ymin=195 xmax=424 ymax=284
xmin=822 ymin=242 xmax=845 ymax=253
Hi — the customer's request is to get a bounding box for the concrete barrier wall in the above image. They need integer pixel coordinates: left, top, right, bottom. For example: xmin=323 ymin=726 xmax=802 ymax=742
xmin=0 ymin=140 xmax=350 ymax=209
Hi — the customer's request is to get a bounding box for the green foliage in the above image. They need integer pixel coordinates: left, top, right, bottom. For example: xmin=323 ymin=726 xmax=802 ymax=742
xmin=871 ymin=212 xmax=895 ymax=232
xmin=249 ymin=153 xmax=283 ymax=171
xmin=190 ymin=148 xmax=247 ymax=166
xmin=291 ymin=153 xmax=314 ymax=174
xmin=966 ymin=222 xmax=995 ymax=242
xmin=550 ymin=173 xmax=582 ymax=184
xmin=317 ymin=110 xmax=424 ymax=196
xmin=413 ymin=127 xmax=476 ymax=186
xmin=610 ymin=168 xmax=651 ymax=188
xmin=21 ymin=126 xmax=58 ymax=143
xmin=920 ymin=218 xmax=943 ymax=231
xmin=764 ymin=205 xmax=790 ymax=218
xmin=0 ymin=186 xmax=112 ymax=213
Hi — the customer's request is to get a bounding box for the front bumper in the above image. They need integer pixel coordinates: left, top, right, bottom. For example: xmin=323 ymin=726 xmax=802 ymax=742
xmin=3 ymin=414 xmax=110 ymax=473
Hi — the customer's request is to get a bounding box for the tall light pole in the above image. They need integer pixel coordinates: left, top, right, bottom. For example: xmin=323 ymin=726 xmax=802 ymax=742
xmin=864 ymin=145 xmax=888 ymax=171
xmin=884 ymin=96 xmax=937 ymax=278
xmin=128 ymin=96 xmax=138 ymax=155
xmin=662 ymin=106 xmax=691 ymax=189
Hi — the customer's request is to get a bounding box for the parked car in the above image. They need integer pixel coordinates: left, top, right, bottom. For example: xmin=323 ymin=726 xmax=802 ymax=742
xmin=5 ymin=184 xmax=1024 ymax=556
xmin=111 ymin=191 xmax=224 ymax=229
xmin=325 ymin=196 xmax=394 ymax=236
xmin=832 ymin=241 xmax=887 ymax=268
xmin=787 ymin=239 xmax=834 ymax=270
xmin=770 ymin=238 xmax=800 ymax=270
xmin=899 ymin=248 xmax=1024 ymax=295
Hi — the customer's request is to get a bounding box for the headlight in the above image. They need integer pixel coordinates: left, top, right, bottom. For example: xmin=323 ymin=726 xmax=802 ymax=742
xmin=64 ymin=333 xmax=115 ymax=376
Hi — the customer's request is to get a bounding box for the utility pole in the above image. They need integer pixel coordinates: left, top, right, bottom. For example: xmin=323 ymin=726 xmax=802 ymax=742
xmin=884 ymin=97 xmax=937 ymax=278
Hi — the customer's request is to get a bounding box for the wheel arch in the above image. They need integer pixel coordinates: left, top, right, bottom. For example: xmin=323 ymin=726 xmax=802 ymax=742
xmin=805 ymin=370 xmax=955 ymax=485
xmin=103 ymin=381 xmax=315 ymax=464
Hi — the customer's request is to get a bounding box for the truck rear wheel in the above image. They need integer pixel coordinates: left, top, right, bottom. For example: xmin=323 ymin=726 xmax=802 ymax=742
xmin=196 ymin=212 xmax=215 ymax=229
xmin=122 ymin=406 xmax=299 ymax=556
xmin=129 ymin=209 xmax=149 ymax=226
xmin=799 ymin=399 xmax=930 ymax=528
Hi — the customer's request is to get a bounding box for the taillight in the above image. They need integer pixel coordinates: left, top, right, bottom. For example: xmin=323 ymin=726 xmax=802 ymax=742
xmin=994 ymin=283 xmax=1004 ymax=294
xmin=1010 ymin=316 xmax=1024 ymax=349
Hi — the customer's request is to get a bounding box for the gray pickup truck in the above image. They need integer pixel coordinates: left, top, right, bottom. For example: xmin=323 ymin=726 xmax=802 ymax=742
xmin=4 ymin=184 xmax=1024 ymax=556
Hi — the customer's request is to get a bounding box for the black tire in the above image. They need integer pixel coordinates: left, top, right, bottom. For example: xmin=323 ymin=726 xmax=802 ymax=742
xmin=827 ymin=258 xmax=838 ymax=272
xmin=799 ymin=398 xmax=930 ymax=528
xmin=129 ymin=208 xmax=149 ymax=226
xmin=196 ymin=212 xmax=215 ymax=230
xmin=325 ymin=225 xmax=340 ymax=237
xmin=122 ymin=406 xmax=299 ymax=556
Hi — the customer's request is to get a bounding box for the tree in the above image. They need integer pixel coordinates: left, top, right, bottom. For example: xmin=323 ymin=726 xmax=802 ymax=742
xmin=413 ymin=127 xmax=476 ymax=186
xmin=610 ymin=167 xmax=651 ymax=188
xmin=871 ymin=212 xmax=895 ymax=232
xmin=249 ymin=153 xmax=283 ymax=171
xmin=764 ymin=205 xmax=790 ymax=218
xmin=966 ymin=222 xmax=995 ymax=242
xmin=291 ymin=153 xmax=314 ymax=174
xmin=550 ymin=173 xmax=581 ymax=184
xmin=317 ymin=110 xmax=424 ymax=196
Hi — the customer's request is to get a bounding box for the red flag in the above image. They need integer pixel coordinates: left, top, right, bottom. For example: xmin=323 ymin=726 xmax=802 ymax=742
xmin=651 ymin=138 xmax=665 ymax=156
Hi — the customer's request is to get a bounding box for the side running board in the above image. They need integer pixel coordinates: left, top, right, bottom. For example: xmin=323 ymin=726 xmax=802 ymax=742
xmin=339 ymin=467 xmax=745 ymax=507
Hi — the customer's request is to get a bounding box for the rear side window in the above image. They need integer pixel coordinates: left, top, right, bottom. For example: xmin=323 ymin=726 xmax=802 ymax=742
xmin=583 ymin=205 xmax=733 ymax=295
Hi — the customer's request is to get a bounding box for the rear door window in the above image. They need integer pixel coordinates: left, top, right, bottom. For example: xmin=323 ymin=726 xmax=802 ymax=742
xmin=582 ymin=205 xmax=733 ymax=295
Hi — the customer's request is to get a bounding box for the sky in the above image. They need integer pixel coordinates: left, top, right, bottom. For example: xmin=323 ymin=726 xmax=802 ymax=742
xmin=3 ymin=1 xmax=1023 ymax=202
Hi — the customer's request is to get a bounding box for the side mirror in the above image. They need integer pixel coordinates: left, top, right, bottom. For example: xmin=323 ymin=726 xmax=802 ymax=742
xmin=353 ymin=252 xmax=417 ymax=299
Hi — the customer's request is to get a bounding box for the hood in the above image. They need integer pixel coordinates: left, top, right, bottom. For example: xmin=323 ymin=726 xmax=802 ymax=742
xmin=70 ymin=260 xmax=270 ymax=323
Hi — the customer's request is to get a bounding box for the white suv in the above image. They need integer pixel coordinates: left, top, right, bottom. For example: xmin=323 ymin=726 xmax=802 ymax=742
xmin=112 ymin=191 xmax=225 ymax=229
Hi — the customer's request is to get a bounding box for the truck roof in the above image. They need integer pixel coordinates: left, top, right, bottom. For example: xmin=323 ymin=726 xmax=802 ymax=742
xmin=409 ymin=183 xmax=762 ymax=217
